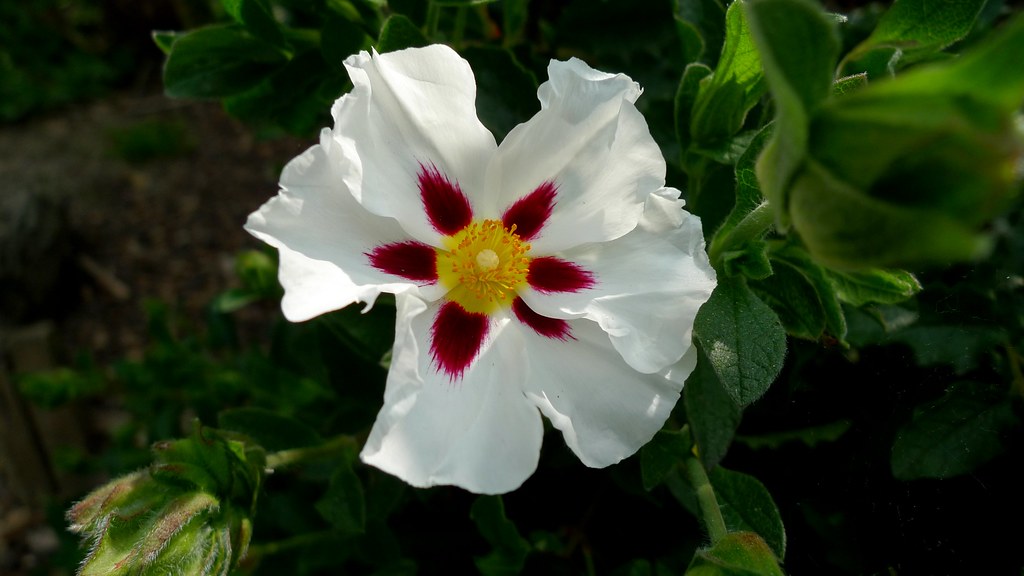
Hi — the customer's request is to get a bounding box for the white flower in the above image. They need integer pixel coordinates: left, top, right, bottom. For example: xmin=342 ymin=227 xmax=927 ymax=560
xmin=245 ymin=44 xmax=717 ymax=494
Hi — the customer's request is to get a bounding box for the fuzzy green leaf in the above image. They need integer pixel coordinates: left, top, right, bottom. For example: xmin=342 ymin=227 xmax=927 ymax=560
xmin=470 ymin=496 xmax=530 ymax=576
xmin=745 ymin=0 xmax=839 ymax=219
xmin=685 ymin=532 xmax=785 ymax=575
xmin=375 ymin=14 xmax=429 ymax=52
xmin=709 ymin=467 xmax=786 ymax=558
xmin=690 ymin=0 xmax=765 ymax=148
xmin=221 ymin=0 xmax=287 ymax=48
xmin=694 ymin=277 xmax=787 ymax=406
xmin=685 ymin=347 xmax=742 ymax=470
xmin=641 ymin=428 xmax=691 ymax=491
xmin=892 ymin=382 xmax=1018 ymax=480
xmin=316 ymin=460 xmax=367 ymax=534
xmin=163 ymin=25 xmax=288 ymax=99
xmin=826 ymin=268 xmax=920 ymax=306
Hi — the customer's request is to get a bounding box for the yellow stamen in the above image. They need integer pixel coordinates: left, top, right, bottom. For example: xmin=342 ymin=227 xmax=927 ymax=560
xmin=437 ymin=220 xmax=531 ymax=314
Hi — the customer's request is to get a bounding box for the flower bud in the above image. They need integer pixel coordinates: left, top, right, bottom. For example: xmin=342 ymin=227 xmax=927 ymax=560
xmin=67 ymin=424 xmax=262 ymax=576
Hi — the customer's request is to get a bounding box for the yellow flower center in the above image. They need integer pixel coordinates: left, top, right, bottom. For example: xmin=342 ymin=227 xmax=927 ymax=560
xmin=437 ymin=220 xmax=531 ymax=314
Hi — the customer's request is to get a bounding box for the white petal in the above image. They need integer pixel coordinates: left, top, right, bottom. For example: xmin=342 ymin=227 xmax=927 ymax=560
xmin=336 ymin=45 xmax=497 ymax=243
xmin=521 ymin=188 xmax=717 ymax=373
xmin=487 ymin=58 xmax=666 ymax=251
xmin=245 ymin=131 xmax=429 ymax=321
xmin=519 ymin=318 xmax=697 ymax=468
xmin=360 ymin=296 xmax=543 ymax=494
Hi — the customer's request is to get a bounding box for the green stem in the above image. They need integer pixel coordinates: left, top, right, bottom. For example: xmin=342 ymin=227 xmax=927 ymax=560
xmin=451 ymin=7 xmax=468 ymax=48
xmin=709 ymin=201 xmax=775 ymax=266
xmin=264 ymin=435 xmax=357 ymax=470
xmin=247 ymin=530 xmax=339 ymax=559
xmin=1005 ymin=342 xmax=1024 ymax=399
xmin=681 ymin=429 xmax=728 ymax=545
xmin=425 ymin=1 xmax=442 ymax=41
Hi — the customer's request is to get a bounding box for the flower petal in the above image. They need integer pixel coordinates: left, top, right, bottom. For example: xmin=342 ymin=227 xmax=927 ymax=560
xmin=519 ymin=318 xmax=697 ymax=468
xmin=487 ymin=58 xmax=666 ymax=252
xmin=361 ymin=296 xmax=543 ymax=494
xmin=245 ymin=132 xmax=424 ymax=321
xmin=520 ymin=189 xmax=716 ymax=373
xmin=336 ymin=46 xmax=496 ymax=245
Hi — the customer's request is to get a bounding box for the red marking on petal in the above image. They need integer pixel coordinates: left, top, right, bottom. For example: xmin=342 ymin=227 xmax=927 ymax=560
xmin=367 ymin=241 xmax=438 ymax=282
xmin=502 ymin=182 xmax=556 ymax=241
xmin=513 ymin=297 xmax=572 ymax=340
xmin=419 ymin=163 xmax=472 ymax=235
xmin=431 ymin=301 xmax=490 ymax=380
xmin=527 ymin=257 xmax=595 ymax=293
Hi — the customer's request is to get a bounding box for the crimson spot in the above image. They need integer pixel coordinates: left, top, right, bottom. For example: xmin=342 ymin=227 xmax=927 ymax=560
xmin=502 ymin=182 xmax=556 ymax=241
xmin=419 ymin=163 xmax=472 ymax=235
xmin=527 ymin=256 xmax=595 ymax=293
xmin=513 ymin=297 xmax=572 ymax=340
xmin=430 ymin=301 xmax=490 ymax=380
xmin=367 ymin=241 xmax=437 ymax=282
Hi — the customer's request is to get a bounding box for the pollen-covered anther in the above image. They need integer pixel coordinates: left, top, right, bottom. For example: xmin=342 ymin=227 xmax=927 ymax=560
xmin=437 ymin=219 xmax=531 ymax=314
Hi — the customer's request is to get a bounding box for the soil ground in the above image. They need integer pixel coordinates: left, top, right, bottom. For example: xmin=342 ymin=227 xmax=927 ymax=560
xmin=0 ymin=88 xmax=310 ymax=574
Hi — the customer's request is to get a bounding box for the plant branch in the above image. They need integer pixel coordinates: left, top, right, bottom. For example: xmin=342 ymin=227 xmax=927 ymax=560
xmin=264 ymin=435 xmax=358 ymax=470
xmin=681 ymin=428 xmax=728 ymax=545
xmin=709 ymin=201 xmax=775 ymax=266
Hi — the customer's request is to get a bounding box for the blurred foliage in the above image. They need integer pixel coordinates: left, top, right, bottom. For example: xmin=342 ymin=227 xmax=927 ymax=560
xmin=15 ymin=0 xmax=1024 ymax=574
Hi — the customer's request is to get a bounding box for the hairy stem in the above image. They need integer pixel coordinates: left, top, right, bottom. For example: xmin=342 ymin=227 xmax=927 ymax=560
xmin=681 ymin=428 xmax=728 ymax=545
xmin=709 ymin=201 xmax=775 ymax=266
xmin=264 ymin=435 xmax=358 ymax=470
xmin=425 ymin=1 xmax=442 ymax=40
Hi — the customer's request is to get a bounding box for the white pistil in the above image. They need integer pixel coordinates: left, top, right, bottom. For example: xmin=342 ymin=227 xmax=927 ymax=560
xmin=476 ymin=249 xmax=499 ymax=270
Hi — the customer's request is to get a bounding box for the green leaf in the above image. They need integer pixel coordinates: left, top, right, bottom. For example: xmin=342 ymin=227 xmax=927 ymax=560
xmin=432 ymin=0 xmax=499 ymax=5
xmin=321 ymin=14 xmax=371 ymax=70
xmin=316 ymin=460 xmax=367 ymax=534
xmin=676 ymin=63 xmax=714 ymax=158
xmin=694 ymin=277 xmax=787 ymax=406
xmin=735 ymin=420 xmax=851 ymax=450
xmin=766 ymin=244 xmax=847 ymax=342
xmin=825 ymin=268 xmax=920 ymax=307
xmin=460 ymin=46 xmax=537 ymax=141
xmin=470 ymin=495 xmax=530 ymax=576
xmin=502 ymin=0 xmax=530 ymax=45
xmin=674 ymin=0 xmax=727 ymax=66
xmin=841 ymin=0 xmax=986 ymax=77
xmin=708 ymin=123 xmax=772 ymax=267
xmin=886 ymin=325 xmax=1004 ymax=374
xmin=782 ymin=16 xmax=1024 ymax=268
xmin=641 ymin=428 xmax=691 ymax=491
xmin=744 ymin=0 xmax=839 ymax=222
xmin=685 ymin=346 xmax=742 ymax=470
xmin=319 ymin=300 xmax=396 ymax=366
xmin=685 ymin=532 xmax=784 ymax=576
xmin=163 ymin=24 xmax=288 ymax=99
xmin=676 ymin=20 xmax=705 ymax=68
xmin=151 ymin=30 xmax=181 ymax=55
xmin=787 ymin=160 xmax=992 ymax=268
xmin=221 ymin=0 xmax=287 ymax=48
xmin=375 ymin=14 xmax=430 ymax=52
xmin=750 ymin=260 xmax=827 ymax=341
xmin=709 ymin=467 xmax=786 ymax=559
xmin=891 ymin=382 xmax=1018 ymax=480
xmin=832 ymin=72 xmax=867 ymax=97
xmin=223 ymin=49 xmax=341 ymax=135
xmin=690 ymin=0 xmax=765 ymax=148
xmin=217 ymin=407 xmax=323 ymax=452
